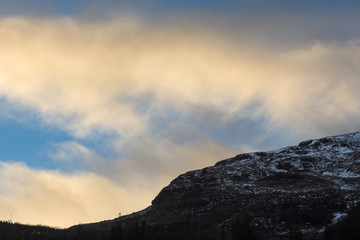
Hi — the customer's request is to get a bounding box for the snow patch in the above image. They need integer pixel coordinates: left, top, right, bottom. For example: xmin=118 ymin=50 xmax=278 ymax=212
xmin=332 ymin=212 xmax=347 ymax=224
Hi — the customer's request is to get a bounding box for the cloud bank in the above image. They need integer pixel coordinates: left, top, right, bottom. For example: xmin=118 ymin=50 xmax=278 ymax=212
xmin=0 ymin=161 xmax=154 ymax=227
xmin=0 ymin=16 xmax=360 ymax=227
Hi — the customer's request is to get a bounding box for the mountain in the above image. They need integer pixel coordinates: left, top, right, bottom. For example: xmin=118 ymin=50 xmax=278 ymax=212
xmin=2 ymin=132 xmax=360 ymax=239
xmin=143 ymin=131 xmax=360 ymax=239
xmin=71 ymin=131 xmax=360 ymax=240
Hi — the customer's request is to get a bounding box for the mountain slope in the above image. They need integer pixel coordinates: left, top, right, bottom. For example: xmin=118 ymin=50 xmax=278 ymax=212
xmin=70 ymin=132 xmax=360 ymax=240
xmin=123 ymin=132 xmax=360 ymax=239
xmin=143 ymin=131 xmax=360 ymax=239
xmin=6 ymin=132 xmax=359 ymax=240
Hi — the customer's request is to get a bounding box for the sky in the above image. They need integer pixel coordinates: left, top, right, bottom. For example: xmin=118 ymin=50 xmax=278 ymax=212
xmin=0 ymin=0 xmax=360 ymax=228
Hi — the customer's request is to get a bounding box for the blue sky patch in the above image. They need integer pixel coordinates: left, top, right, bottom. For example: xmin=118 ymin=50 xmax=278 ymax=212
xmin=0 ymin=116 xmax=72 ymax=169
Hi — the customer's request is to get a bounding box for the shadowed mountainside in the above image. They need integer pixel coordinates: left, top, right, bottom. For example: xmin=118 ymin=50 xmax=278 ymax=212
xmin=1 ymin=132 xmax=360 ymax=239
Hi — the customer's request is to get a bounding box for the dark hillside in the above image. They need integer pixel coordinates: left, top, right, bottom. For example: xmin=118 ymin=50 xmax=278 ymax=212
xmin=0 ymin=221 xmax=59 ymax=240
xmin=2 ymin=132 xmax=360 ymax=239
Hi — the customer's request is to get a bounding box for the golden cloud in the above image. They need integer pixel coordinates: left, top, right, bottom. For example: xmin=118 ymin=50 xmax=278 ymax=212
xmin=0 ymin=162 xmax=155 ymax=228
xmin=0 ymin=16 xmax=360 ymax=227
xmin=1 ymin=17 xmax=359 ymax=139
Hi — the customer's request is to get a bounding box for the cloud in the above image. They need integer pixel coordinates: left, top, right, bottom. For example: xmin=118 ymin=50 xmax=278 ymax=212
xmin=46 ymin=138 xmax=235 ymax=192
xmin=113 ymin=137 xmax=236 ymax=187
xmin=1 ymin=17 xmax=360 ymax=141
xmin=0 ymin=161 xmax=155 ymax=228
xmin=1 ymin=16 xmax=360 ymax=227
xmin=267 ymin=40 xmax=360 ymax=135
xmin=48 ymin=141 xmax=106 ymax=171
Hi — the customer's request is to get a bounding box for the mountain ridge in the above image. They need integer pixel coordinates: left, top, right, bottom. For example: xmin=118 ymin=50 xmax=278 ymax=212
xmin=71 ymin=131 xmax=360 ymax=239
xmin=2 ymin=131 xmax=360 ymax=239
xmin=142 ymin=131 xmax=360 ymax=239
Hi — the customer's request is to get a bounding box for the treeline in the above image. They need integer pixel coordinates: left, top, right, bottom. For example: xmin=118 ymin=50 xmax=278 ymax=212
xmin=4 ymin=203 xmax=360 ymax=240
xmin=45 ymin=215 xmax=259 ymax=240
xmin=0 ymin=221 xmax=59 ymax=240
xmin=106 ymin=216 xmax=258 ymax=240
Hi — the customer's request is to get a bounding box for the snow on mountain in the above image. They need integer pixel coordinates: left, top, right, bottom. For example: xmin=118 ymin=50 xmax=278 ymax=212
xmin=149 ymin=132 xmax=360 ymax=239
xmin=62 ymin=132 xmax=360 ymax=240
